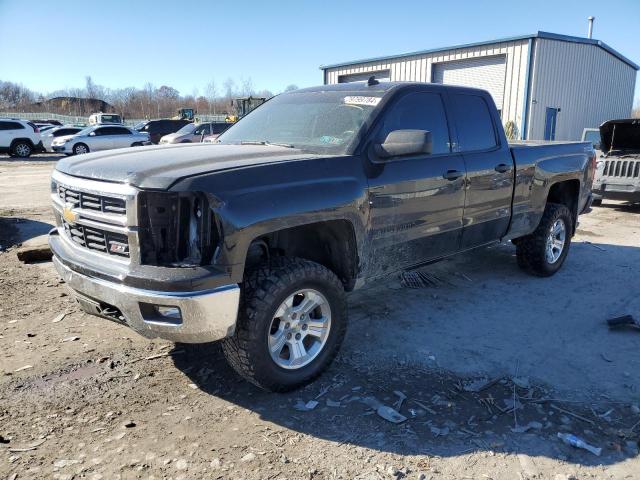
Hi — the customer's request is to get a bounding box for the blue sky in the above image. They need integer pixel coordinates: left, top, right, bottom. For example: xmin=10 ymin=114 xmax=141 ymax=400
xmin=1 ymin=0 xmax=639 ymax=103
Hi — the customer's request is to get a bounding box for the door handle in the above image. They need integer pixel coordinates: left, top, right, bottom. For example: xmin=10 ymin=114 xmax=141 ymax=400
xmin=494 ymin=163 xmax=512 ymax=173
xmin=443 ymin=169 xmax=464 ymax=181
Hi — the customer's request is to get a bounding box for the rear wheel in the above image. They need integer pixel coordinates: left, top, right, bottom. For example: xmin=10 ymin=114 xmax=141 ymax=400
xmin=515 ymin=203 xmax=573 ymax=277
xmin=131 ymin=142 xmax=143 ymax=147
xmin=12 ymin=141 xmax=32 ymax=158
xmin=222 ymin=257 xmax=347 ymax=392
xmin=73 ymin=143 xmax=89 ymax=155
xmin=591 ymin=198 xmax=602 ymax=207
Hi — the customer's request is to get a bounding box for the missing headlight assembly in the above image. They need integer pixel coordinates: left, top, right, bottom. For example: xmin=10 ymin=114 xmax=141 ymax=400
xmin=138 ymin=191 xmax=219 ymax=267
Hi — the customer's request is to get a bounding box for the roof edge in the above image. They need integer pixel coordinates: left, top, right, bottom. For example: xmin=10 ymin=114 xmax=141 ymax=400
xmin=319 ymin=31 xmax=639 ymax=71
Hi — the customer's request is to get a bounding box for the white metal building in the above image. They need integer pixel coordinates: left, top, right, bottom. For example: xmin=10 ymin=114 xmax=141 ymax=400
xmin=320 ymin=32 xmax=638 ymax=141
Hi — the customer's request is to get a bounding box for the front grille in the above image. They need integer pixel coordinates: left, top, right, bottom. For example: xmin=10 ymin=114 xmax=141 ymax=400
xmin=63 ymin=220 xmax=129 ymax=257
xmin=58 ymin=185 xmax=126 ymax=214
xmin=602 ymin=159 xmax=640 ymax=179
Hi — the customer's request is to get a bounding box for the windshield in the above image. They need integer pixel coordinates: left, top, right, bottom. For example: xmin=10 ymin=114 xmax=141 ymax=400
xmin=74 ymin=126 xmax=96 ymax=136
xmin=176 ymin=124 xmax=196 ymax=135
xmin=217 ymin=91 xmax=383 ymax=154
xmin=132 ymin=121 xmax=148 ymax=131
xmin=584 ymin=130 xmax=601 ymax=148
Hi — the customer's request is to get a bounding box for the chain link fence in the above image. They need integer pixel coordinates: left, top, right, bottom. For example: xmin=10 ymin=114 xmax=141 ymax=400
xmin=0 ymin=112 xmax=229 ymax=126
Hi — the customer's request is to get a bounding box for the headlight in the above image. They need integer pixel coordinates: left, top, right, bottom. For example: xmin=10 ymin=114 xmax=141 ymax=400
xmin=138 ymin=191 xmax=219 ymax=267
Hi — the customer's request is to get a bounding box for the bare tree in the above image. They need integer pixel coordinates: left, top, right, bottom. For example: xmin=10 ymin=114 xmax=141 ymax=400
xmin=205 ymin=80 xmax=218 ymax=115
xmin=284 ymin=84 xmax=299 ymax=92
xmin=240 ymin=77 xmax=254 ymax=96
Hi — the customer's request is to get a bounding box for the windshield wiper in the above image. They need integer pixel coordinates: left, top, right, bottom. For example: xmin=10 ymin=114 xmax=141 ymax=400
xmin=239 ymin=140 xmax=295 ymax=148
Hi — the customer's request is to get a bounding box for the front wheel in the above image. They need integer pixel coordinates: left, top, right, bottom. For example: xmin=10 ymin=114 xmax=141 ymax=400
xmin=222 ymin=257 xmax=347 ymax=392
xmin=12 ymin=141 xmax=32 ymax=158
xmin=515 ymin=203 xmax=573 ymax=277
xmin=73 ymin=143 xmax=89 ymax=155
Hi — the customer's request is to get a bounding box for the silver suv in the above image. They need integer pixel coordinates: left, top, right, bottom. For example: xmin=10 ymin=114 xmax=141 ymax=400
xmin=0 ymin=118 xmax=44 ymax=157
xmin=159 ymin=122 xmax=230 ymax=144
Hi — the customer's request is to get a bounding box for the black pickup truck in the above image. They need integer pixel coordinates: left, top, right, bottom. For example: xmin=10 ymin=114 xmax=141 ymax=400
xmin=49 ymin=81 xmax=595 ymax=391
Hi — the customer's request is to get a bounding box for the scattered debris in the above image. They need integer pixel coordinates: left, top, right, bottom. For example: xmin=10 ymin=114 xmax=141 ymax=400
xmin=175 ymin=459 xmax=188 ymax=470
xmin=51 ymin=313 xmax=66 ymax=323
xmin=62 ymin=336 xmax=80 ymax=342
xmin=293 ymin=400 xmax=319 ymax=412
xmin=393 ymin=390 xmax=407 ymax=410
xmin=53 ymin=458 xmax=81 ymax=468
xmin=557 ymin=432 xmax=602 ymax=456
xmin=132 ymin=349 xmax=186 ymax=363
xmin=512 ymin=376 xmax=530 ymax=389
xmin=463 ymin=376 xmax=502 ymax=392
xmin=511 ymin=421 xmax=543 ymax=433
xmin=8 ymin=438 xmax=46 ymax=452
xmin=123 ymin=420 xmax=136 ymax=428
xmin=376 ymin=405 xmax=407 ymax=424
xmin=600 ymin=352 xmax=614 ymax=362
xmin=551 ymin=404 xmax=595 ymax=425
xmin=430 ymin=426 xmax=450 ymax=436
xmin=607 ymin=314 xmax=639 ymax=331
xmin=400 ymin=270 xmax=448 ymax=288
xmin=240 ymin=452 xmax=256 ymax=462
xmin=14 ymin=365 xmax=33 ymax=372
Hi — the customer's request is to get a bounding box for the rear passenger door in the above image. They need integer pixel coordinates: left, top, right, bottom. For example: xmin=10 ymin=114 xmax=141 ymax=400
xmin=91 ymin=127 xmax=116 ymax=151
xmin=366 ymin=90 xmax=467 ymax=273
xmin=448 ymin=93 xmax=514 ymax=248
xmin=108 ymin=126 xmax=134 ymax=148
xmin=0 ymin=121 xmax=25 ymax=148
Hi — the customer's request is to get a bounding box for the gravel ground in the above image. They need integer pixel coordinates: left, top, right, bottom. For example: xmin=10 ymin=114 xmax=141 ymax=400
xmin=1 ymin=155 xmax=639 ymax=479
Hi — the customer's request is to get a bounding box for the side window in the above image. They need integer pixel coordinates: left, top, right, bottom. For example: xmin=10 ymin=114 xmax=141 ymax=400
xmin=449 ymin=94 xmax=497 ymax=152
xmin=95 ymin=127 xmax=112 ymax=136
xmin=379 ymin=92 xmax=451 ymax=155
xmin=112 ymin=127 xmax=131 ymax=135
xmin=0 ymin=121 xmax=24 ymax=130
xmin=212 ymin=123 xmax=229 ymax=134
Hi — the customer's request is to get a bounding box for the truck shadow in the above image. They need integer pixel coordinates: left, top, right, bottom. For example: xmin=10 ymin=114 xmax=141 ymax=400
xmin=173 ymin=240 xmax=640 ymax=466
xmin=0 ymin=217 xmax=53 ymax=248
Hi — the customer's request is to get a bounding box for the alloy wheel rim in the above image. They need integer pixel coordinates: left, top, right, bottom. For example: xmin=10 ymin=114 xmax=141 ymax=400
xmin=76 ymin=145 xmax=87 ymax=154
xmin=15 ymin=144 xmax=29 ymax=156
xmin=268 ymin=289 xmax=331 ymax=370
xmin=545 ymin=218 xmax=566 ymax=264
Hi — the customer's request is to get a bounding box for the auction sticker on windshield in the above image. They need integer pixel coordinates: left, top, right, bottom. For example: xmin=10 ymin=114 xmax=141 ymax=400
xmin=343 ymin=96 xmax=381 ymax=106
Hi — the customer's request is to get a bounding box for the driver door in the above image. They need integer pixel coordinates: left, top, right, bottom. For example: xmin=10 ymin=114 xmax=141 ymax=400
xmin=366 ymin=90 xmax=466 ymax=275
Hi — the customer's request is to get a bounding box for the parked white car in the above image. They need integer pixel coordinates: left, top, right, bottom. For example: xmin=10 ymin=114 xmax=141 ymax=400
xmin=41 ymin=126 xmax=84 ymax=152
xmin=0 ymin=118 xmax=44 ymax=157
xmin=51 ymin=125 xmax=150 ymax=155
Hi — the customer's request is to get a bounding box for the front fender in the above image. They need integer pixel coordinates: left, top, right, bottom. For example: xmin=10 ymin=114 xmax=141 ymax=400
xmin=170 ymin=156 xmax=369 ymax=283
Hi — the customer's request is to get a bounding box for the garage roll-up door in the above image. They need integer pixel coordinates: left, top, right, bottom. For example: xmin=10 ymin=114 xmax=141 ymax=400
xmin=432 ymin=55 xmax=506 ymax=109
xmin=338 ymin=70 xmax=391 ymax=83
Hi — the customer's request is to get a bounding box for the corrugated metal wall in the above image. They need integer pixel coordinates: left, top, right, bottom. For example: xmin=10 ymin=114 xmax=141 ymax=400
xmin=526 ymin=39 xmax=637 ymax=141
xmin=324 ymin=39 xmax=531 ymax=136
xmin=432 ymin=55 xmax=507 ymax=109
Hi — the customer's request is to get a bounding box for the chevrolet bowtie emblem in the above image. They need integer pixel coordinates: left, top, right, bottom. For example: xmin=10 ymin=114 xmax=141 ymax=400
xmin=62 ymin=204 xmax=78 ymax=223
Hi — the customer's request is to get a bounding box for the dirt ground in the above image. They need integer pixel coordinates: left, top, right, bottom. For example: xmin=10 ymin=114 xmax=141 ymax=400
xmin=1 ymin=155 xmax=639 ymax=480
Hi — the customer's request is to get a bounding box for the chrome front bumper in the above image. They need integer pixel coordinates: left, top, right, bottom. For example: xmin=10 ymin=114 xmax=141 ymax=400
xmin=53 ymin=256 xmax=240 ymax=343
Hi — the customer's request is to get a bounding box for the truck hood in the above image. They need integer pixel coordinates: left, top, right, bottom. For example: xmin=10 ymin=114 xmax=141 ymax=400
xmin=55 ymin=143 xmax=322 ymax=189
xmin=600 ymin=119 xmax=640 ymax=153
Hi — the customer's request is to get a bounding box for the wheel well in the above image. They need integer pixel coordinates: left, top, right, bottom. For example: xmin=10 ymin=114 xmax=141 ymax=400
xmin=246 ymin=220 xmax=359 ymax=291
xmin=547 ymin=180 xmax=580 ymax=231
xmin=10 ymin=138 xmax=34 ymax=148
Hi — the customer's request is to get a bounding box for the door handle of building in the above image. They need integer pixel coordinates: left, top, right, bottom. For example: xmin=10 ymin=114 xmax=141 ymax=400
xmin=495 ymin=163 xmax=511 ymax=173
xmin=443 ymin=169 xmax=464 ymax=181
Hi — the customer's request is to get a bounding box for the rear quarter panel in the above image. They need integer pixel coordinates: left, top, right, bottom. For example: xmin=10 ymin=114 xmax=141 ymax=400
xmin=507 ymin=141 xmax=593 ymax=239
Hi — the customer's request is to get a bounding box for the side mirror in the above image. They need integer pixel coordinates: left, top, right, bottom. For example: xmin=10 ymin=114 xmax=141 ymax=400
xmin=88 ymin=131 xmax=96 ymax=136
xmin=375 ymin=130 xmax=432 ymax=159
